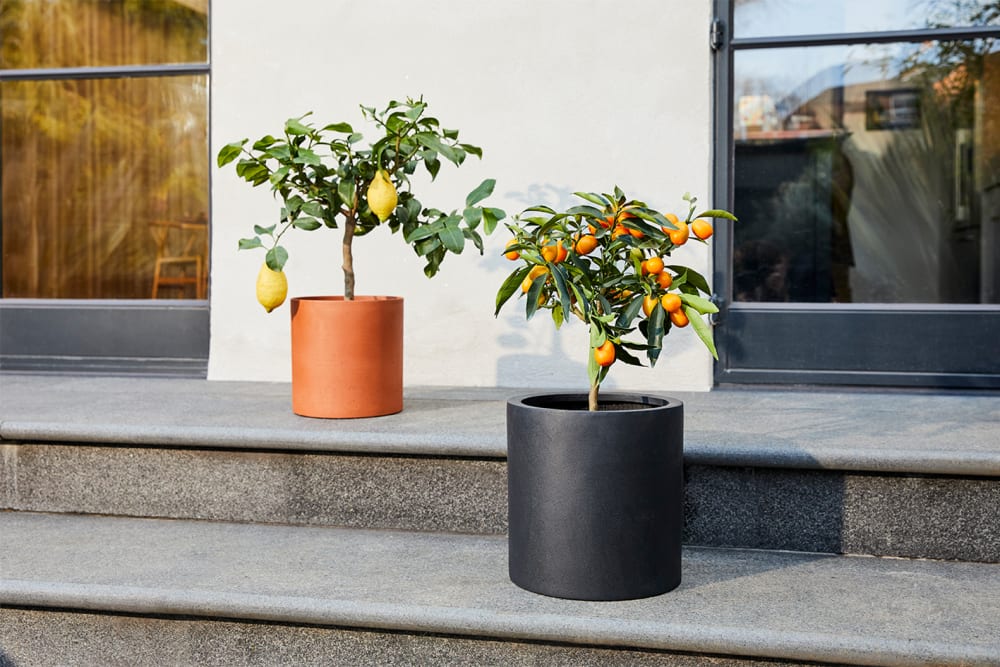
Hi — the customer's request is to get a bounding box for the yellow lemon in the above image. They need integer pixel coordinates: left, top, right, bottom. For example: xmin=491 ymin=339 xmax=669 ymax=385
xmin=367 ymin=169 xmax=398 ymax=222
xmin=256 ymin=263 xmax=287 ymax=313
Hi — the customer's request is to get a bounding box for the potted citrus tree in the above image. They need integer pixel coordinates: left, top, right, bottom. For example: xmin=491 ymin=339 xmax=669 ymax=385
xmin=496 ymin=186 xmax=735 ymax=600
xmin=218 ymin=97 xmax=504 ymax=418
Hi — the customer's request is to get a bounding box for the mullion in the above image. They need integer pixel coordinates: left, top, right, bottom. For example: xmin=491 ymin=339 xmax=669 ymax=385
xmin=0 ymin=63 xmax=210 ymax=82
xmin=731 ymin=25 xmax=1000 ymax=50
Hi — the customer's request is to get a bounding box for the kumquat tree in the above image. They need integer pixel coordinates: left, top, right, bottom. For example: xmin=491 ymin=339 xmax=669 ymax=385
xmin=495 ymin=187 xmax=736 ymax=411
xmin=217 ymin=97 xmax=505 ymax=311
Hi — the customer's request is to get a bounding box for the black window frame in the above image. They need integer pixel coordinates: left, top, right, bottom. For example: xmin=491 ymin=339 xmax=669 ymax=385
xmin=0 ymin=27 xmax=211 ymax=377
xmin=711 ymin=1 xmax=1000 ymax=389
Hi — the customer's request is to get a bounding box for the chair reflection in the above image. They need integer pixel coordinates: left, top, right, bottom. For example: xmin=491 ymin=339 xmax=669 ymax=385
xmin=150 ymin=217 xmax=208 ymax=299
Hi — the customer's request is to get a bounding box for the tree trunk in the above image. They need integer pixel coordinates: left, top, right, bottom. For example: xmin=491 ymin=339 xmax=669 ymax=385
xmin=588 ymin=381 xmax=600 ymax=412
xmin=342 ymin=215 xmax=356 ymax=300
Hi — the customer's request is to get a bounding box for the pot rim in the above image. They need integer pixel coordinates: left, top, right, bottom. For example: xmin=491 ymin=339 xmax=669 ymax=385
xmin=507 ymin=391 xmax=682 ymax=413
xmin=290 ymin=295 xmax=403 ymax=303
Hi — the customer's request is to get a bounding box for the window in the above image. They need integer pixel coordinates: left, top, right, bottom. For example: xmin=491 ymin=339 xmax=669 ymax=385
xmin=714 ymin=0 xmax=1000 ymax=387
xmin=0 ymin=1 xmax=210 ymax=375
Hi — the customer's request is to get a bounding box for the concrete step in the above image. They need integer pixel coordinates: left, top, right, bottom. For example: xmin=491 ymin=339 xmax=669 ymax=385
xmin=2 ymin=511 xmax=999 ymax=667
xmin=1 ymin=375 xmax=999 ymax=561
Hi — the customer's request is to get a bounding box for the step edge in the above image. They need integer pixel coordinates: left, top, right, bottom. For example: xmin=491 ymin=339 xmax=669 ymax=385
xmin=4 ymin=419 xmax=1000 ymax=476
xmin=3 ymin=579 xmax=998 ymax=667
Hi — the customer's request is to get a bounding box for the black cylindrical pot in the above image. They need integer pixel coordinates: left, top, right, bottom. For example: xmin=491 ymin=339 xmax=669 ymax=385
xmin=506 ymin=392 xmax=683 ymax=601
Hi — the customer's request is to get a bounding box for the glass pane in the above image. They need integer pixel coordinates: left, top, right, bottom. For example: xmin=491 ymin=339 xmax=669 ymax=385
xmin=0 ymin=0 xmax=208 ymax=69
xmin=1 ymin=75 xmax=209 ymax=299
xmin=734 ymin=0 xmax=1000 ymax=38
xmin=732 ymin=39 xmax=1000 ymax=304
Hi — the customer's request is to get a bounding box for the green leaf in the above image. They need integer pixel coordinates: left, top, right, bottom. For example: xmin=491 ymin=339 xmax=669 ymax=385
xmin=386 ymin=113 xmax=408 ymax=133
xmin=439 ymin=217 xmax=465 ymax=253
xmin=285 ymin=117 xmax=312 ymax=136
xmin=668 ymin=266 xmax=711 ymax=294
xmin=338 ymin=178 xmax=357 ymax=208
xmin=646 ymin=306 xmax=666 ymax=366
xmin=464 ymin=228 xmax=485 ymax=253
xmin=263 ymin=143 xmax=291 ymax=161
xmin=525 ymin=273 xmax=546 ymax=319
xmin=686 ymin=305 xmax=718 ymax=359
xmin=406 ymin=220 xmax=445 ymax=243
xmin=253 ymin=224 xmax=276 ymax=236
xmin=616 ymin=295 xmax=644 ymax=328
xmin=300 ymin=201 xmax=324 ymax=218
xmin=269 ymin=166 xmax=290 ymax=186
xmin=322 ymin=122 xmax=354 ymax=133
xmin=415 ymin=133 xmax=460 ymax=165
xmin=588 ymin=345 xmax=600 ymax=388
xmin=574 ymin=192 xmax=610 ymax=208
xmin=266 ymin=245 xmax=288 ymax=271
xmin=238 ymin=236 xmax=263 ymax=250
xmin=424 ymin=156 xmax=441 ymax=180
xmin=463 ymin=206 xmax=483 ymax=228
xmin=568 ymin=280 xmax=590 ymax=319
xmin=217 ymin=140 xmax=246 ymax=167
xmin=589 ymin=323 xmax=607 ymax=348
xmin=552 ymin=304 xmax=564 ymax=329
xmin=597 ymin=293 xmax=613 ymax=316
xmin=616 ymin=344 xmax=645 ymax=367
xmin=566 ymin=204 xmax=605 ymax=218
xmin=293 ymin=218 xmax=322 ymax=231
xmin=482 ymin=208 xmax=499 ymax=236
xmin=496 ymin=266 xmax=530 ymax=316
xmin=523 ymin=205 xmax=557 ymax=215
xmin=466 ymin=178 xmax=496 ymax=207
xmin=293 ymin=148 xmax=322 ymax=165
xmin=679 ymin=293 xmax=718 ymax=314
xmin=459 ymin=143 xmax=483 ymax=158
xmin=415 ymin=236 xmax=442 ymax=256
xmin=696 ymin=209 xmax=738 ymax=221
xmin=251 ymin=135 xmax=276 ymax=151
xmin=549 ymin=264 xmax=573 ymax=313
xmin=405 ymin=103 xmax=427 ymax=120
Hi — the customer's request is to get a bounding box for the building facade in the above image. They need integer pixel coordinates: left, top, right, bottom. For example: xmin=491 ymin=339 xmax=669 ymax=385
xmin=2 ymin=1 xmax=998 ymax=391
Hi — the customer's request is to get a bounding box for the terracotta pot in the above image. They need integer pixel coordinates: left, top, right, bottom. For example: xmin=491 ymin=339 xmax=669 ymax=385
xmin=290 ymin=296 xmax=403 ymax=419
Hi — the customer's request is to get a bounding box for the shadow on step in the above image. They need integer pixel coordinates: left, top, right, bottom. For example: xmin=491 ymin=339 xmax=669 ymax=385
xmin=683 ymin=461 xmax=1000 ymax=562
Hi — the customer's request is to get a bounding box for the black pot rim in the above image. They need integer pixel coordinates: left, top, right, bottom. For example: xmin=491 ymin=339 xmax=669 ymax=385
xmin=508 ymin=391 xmax=682 ymax=413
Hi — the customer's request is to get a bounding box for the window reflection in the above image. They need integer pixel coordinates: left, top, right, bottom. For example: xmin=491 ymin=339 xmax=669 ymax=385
xmin=1 ymin=76 xmax=209 ymax=299
xmin=733 ymin=39 xmax=1000 ymax=304
xmin=0 ymin=0 xmax=208 ymax=68
xmin=0 ymin=0 xmax=209 ymax=300
xmin=734 ymin=0 xmax=1000 ymax=39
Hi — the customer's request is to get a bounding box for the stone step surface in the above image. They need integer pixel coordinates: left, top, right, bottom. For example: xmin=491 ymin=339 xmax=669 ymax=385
xmin=2 ymin=375 xmax=999 ymax=561
xmin=2 ymin=511 xmax=999 ymax=667
xmin=3 ymin=375 xmax=998 ymax=475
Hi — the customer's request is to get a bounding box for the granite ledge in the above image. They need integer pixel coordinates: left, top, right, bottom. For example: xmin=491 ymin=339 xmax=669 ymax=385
xmin=2 ymin=512 xmax=999 ymax=667
xmin=1 ymin=375 xmax=998 ymax=476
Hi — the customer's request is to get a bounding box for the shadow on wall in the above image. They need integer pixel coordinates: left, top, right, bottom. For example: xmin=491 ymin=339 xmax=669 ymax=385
xmin=496 ymin=315 xmax=588 ymax=389
xmin=490 ymin=183 xmax=589 ymax=389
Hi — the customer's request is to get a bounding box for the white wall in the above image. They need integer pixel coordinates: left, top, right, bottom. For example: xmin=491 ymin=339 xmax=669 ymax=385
xmin=209 ymin=0 xmax=718 ymax=392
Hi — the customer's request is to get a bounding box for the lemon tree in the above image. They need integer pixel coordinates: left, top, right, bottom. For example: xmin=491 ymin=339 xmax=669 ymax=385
xmin=496 ymin=187 xmax=736 ymax=411
xmin=218 ymin=97 xmax=505 ymax=308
